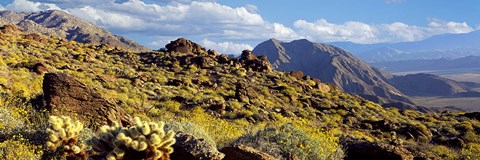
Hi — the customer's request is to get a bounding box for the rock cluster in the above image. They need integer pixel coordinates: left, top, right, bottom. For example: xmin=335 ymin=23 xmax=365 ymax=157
xmin=166 ymin=38 xmax=206 ymax=54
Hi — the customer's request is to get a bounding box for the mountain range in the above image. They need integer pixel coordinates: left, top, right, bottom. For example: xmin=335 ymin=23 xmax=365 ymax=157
xmin=330 ymin=30 xmax=480 ymax=63
xmin=0 ymin=10 xmax=149 ymax=52
xmin=253 ymin=39 xmax=480 ymax=110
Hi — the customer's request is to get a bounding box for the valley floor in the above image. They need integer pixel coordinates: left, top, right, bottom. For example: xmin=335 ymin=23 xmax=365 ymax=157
xmin=412 ymin=97 xmax=480 ymax=112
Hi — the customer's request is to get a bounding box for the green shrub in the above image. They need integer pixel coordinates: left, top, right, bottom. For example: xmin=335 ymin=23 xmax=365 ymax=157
xmin=233 ymin=123 xmax=344 ymax=160
xmin=0 ymin=135 xmax=43 ymax=160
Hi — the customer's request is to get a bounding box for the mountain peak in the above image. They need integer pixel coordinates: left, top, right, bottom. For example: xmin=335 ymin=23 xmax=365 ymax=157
xmin=253 ymin=38 xmax=410 ymax=105
xmin=290 ymin=39 xmax=313 ymax=44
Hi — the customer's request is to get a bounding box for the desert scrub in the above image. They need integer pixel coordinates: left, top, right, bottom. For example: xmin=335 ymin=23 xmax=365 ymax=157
xmin=461 ymin=143 xmax=480 ymax=159
xmin=0 ymin=94 xmax=30 ymax=135
xmin=0 ymin=134 xmax=43 ymax=160
xmin=90 ymin=117 xmax=175 ymax=160
xmin=165 ymin=122 xmax=216 ymax=147
xmin=233 ymin=123 xmax=344 ymax=160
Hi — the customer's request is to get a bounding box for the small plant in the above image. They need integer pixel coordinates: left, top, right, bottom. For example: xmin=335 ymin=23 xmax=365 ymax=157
xmin=46 ymin=115 xmax=87 ymax=159
xmin=90 ymin=117 xmax=176 ymax=160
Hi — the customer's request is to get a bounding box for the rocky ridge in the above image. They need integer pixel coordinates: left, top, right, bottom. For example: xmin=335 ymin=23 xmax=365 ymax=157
xmin=0 ymin=10 xmax=149 ymax=52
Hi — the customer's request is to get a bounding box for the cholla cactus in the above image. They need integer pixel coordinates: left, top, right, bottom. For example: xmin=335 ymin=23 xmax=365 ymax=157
xmin=91 ymin=117 xmax=176 ymax=160
xmin=46 ymin=115 xmax=87 ymax=159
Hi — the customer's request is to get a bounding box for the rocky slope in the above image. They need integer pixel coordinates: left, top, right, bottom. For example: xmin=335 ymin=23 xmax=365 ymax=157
xmin=0 ymin=10 xmax=149 ymax=52
xmin=2 ymin=25 xmax=480 ymax=159
xmin=252 ymin=39 xmax=411 ymax=105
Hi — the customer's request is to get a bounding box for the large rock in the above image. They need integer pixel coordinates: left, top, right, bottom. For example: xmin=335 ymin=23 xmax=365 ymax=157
xmin=345 ymin=142 xmax=413 ymax=160
xmin=171 ymin=132 xmax=225 ymax=160
xmin=220 ymin=144 xmax=278 ymax=160
xmin=166 ymin=38 xmax=206 ymax=54
xmin=42 ymin=73 xmax=132 ymax=129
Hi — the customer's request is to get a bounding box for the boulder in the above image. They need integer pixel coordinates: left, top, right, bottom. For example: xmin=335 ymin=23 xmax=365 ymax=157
xmin=194 ymin=56 xmax=218 ymax=69
xmin=166 ymin=38 xmax=205 ymax=54
xmin=240 ymin=50 xmax=258 ymax=61
xmin=33 ymin=62 xmax=48 ymax=74
xmin=171 ymin=132 xmax=225 ymax=160
xmin=220 ymin=144 xmax=277 ymax=160
xmin=217 ymin=54 xmax=230 ymax=64
xmin=345 ymin=142 xmax=413 ymax=160
xmin=289 ymin=71 xmax=304 ymax=80
xmin=42 ymin=73 xmax=132 ymax=130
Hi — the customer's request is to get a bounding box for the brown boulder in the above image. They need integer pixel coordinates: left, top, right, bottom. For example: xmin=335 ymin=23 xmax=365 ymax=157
xmin=217 ymin=54 xmax=230 ymax=64
xmin=171 ymin=132 xmax=225 ymax=160
xmin=195 ymin=56 xmax=218 ymax=69
xmin=42 ymin=73 xmax=132 ymax=130
xmin=166 ymin=38 xmax=205 ymax=54
xmin=220 ymin=144 xmax=278 ymax=160
xmin=33 ymin=63 xmax=48 ymax=74
xmin=345 ymin=142 xmax=413 ymax=160
xmin=241 ymin=50 xmax=258 ymax=61
xmin=289 ymin=71 xmax=304 ymax=80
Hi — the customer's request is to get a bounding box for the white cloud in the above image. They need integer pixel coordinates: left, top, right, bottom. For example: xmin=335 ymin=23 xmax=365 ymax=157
xmin=201 ymin=39 xmax=252 ymax=55
xmin=294 ymin=18 xmax=474 ymax=43
xmin=67 ymin=6 xmax=146 ymax=30
xmin=62 ymin=0 xmax=298 ymax=40
xmin=6 ymin=0 xmax=60 ymax=12
xmin=0 ymin=5 xmax=5 ymax=11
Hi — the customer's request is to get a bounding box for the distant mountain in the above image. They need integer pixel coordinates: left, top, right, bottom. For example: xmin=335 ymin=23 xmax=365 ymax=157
xmin=389 ymin=73 xmax=472 ymax=97
xmin=330 ymin=31 xmax=480 ymax=62
xmin=0 ymin=10 xmax=149 ymax=52
xmin=253 ymin=39 xmax=411 ymax=105
xmin=371 ymin=56 xmax=480 ymax=73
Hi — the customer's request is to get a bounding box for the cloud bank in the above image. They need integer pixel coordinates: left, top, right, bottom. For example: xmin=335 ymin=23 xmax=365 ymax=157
xmin=294 ymin=19 xmax=474 ymax=44
xmin=3 ymin=0 xmax=477 ymax=54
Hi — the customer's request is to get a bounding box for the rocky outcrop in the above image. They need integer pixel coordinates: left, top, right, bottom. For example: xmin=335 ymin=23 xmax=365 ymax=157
xmin=42 ymin=73 xmax=132 ymax=130
xmin=238 ymin=50 xmax=272 ymax=73
xmin=345 ymin=142 xmax=413 ymax=160
xmin=166 ymin=38 xmax=206 ymax=54
xmin=220 ymin=144 xmax=278 ymax=160
xmin=170 ymin=131 xmax=225 ymax=160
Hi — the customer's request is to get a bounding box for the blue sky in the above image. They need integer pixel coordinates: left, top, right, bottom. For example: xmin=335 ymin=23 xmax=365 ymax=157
xmin=1 ymin=0 xmax=479 ymax=54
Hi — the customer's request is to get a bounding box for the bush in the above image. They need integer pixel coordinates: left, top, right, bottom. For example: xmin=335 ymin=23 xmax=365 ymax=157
xmin=233 ymin=123 xmax=344 ymax=160
xmin=0 ymin=134 xmax=43 ymax=160
xmin=461 ymin=143 xmax=480 ymax=160
xmin=165 ymin=122 xmax=216 ymax=148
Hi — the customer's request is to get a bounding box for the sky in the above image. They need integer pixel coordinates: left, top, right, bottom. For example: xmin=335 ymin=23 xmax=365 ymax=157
xmin=0 ymin=0 xmax=479 ymax=54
